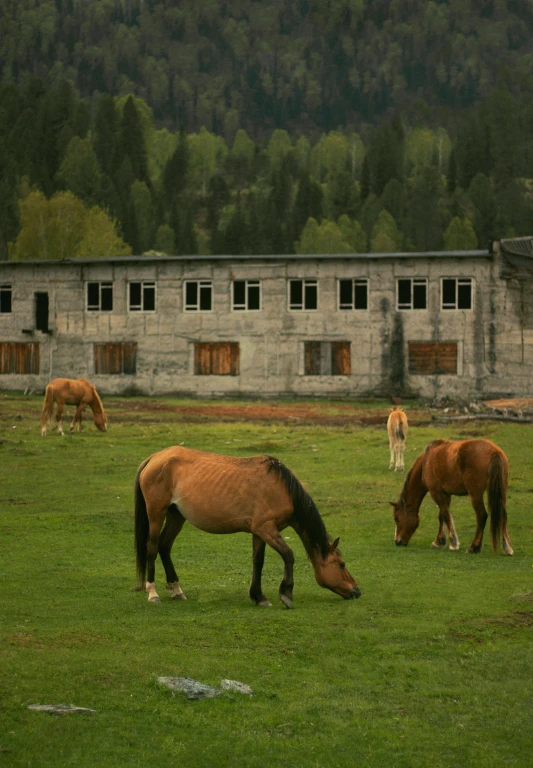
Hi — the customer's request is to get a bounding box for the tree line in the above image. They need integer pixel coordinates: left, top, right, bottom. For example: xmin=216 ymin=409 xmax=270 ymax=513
xmin=2 ymin=0 xmax=533 ymax=137
xmin=1 ymin=78 xmax=533 ymax=261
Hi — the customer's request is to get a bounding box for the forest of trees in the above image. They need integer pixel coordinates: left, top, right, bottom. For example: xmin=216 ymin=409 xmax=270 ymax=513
xmin=1 ymin=0 xmax=533 ymax=260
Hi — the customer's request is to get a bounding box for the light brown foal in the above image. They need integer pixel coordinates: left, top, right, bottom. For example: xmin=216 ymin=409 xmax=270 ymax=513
xmin=387 ymin=407 xmax=408 ymax=471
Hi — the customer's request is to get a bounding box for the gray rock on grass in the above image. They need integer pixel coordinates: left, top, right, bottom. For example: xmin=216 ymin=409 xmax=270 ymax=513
xmin=157 ymin=676 xmax=253 ymax=700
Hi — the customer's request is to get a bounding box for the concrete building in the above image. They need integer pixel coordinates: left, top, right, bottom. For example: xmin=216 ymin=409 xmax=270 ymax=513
xmin=1 ymin=237 xmax=532 ymax=400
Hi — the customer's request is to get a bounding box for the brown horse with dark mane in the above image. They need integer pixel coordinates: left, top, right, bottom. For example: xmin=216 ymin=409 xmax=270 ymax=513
xmin=391 ymin=438 xmax=513 ymax=555
xmin=40 ymin=378 xmax=107 ymax=436
xmin=133 ymin=446 xmax=361 ymax=607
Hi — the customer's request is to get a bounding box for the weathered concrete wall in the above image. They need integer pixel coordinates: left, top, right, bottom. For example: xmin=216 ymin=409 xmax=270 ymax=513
xmin=1 ymin=246 xmax=532 ymax=399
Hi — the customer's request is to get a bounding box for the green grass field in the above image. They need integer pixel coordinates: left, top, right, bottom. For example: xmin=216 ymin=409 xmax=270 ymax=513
xmin=1 ymin=393 xmax=532 ymax=768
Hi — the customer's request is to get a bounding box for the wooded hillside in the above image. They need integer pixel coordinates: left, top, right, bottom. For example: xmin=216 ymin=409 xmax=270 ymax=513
xmin=1 ymin=1 xmax=532 ymax=259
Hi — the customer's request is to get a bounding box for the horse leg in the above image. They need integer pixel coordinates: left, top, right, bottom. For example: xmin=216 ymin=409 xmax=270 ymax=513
xmin=430 ymin=492 xmax=460 ymax=550
xmin=249 ymin=534 xmax=271 ymax=607
xmin=389 ymin=437 xmax=395 ymax=469
xmin=502 ymin=513 xmax=514 ymax=556
xmin=398 ymin=440 xmax=406 ymax=471
xmin=158 ymin=505 xmax=187 ymax=600
xmin=56 ymin=403 xmax=65 ymax=436
xmin=467 ymin=494 xmax=488 ymax=554
xmin=254 ymin=524 xmax=295 ymax=609
xmin=70 ymin=404 xmax=84 ymax=433
xmin=144 ymin=512 xmax=166 ymax=603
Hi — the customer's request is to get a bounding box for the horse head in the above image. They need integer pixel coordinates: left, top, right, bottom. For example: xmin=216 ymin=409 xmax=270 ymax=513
xmin=313 ymin=538 xmax=361 ymax=599
xmin=390 ymin=500 xmax=419 ymax=546
xmin=94 ymin=411 xmax=108 ymax=432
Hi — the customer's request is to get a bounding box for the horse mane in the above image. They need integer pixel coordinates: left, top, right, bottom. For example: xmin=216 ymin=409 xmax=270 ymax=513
xmin=90 ymin=385 xmax=105 ymax=415
xmin=397 ymin=452 xmax=425 ymax=507
xmin=263 ymin=456 xmax=330 ymax=558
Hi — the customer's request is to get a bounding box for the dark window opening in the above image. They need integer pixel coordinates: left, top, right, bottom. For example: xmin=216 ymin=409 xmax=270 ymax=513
xmin=35 ymin=293 xmax=49 ymax=332
xmin=143 ymin=283 xmax=155 ymax=311
xmin=87 ymin=282 xmax=113 ymax=311
xmin=442 ymin=278 xmax=472 ymax=310
xmin=458 ymin=281 xmax=472 ymax=309
xmin=0 ymin=284 xmax=12 ymax=313
xmin=398 ymin=278 xmax=427 ymax=310
xmin=129 ymin=282 xmax=155 ymax=312
xmin=339 ymin=279 xmax=368 ymax=310
xmin=232 ymin=280 xmax=261 ymax=311
xmin=413 ymin=282 xmax=426 ymax=309
xmin=185 ymin=280 xmax=212 ymax=311
xmin=289 ymin=279 xmax=317 ymax=310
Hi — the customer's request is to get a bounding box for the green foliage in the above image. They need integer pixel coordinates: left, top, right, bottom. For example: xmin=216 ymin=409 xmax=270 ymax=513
xmin=371 ymin=210 xmax=403 ymax=253
xmin=295 ymin=217 xmax=352 ymax=254
xmin=9 ymin=189 xmax=130 ymax=260
xmin=443 ymin=216 xmax=478 ymax=250
xmin=0 ymin=394 xmax=532 ymax=768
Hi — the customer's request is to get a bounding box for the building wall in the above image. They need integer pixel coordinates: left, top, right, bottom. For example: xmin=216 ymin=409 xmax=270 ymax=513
xmin=0 ymin=247 xmax=529 ymax=399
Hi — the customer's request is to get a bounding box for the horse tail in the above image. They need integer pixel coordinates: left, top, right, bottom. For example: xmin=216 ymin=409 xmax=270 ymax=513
xmin=488 ymin=451 xmax=507 ymax=553
xmin=134 ymin=457 xmax=151 ymax=585
xmin=397 ymin=421 xmax=406 ymax=441
xmin=40 ymin=384 xmax=54 ymax=428
xmin=264 ymin=456 xmax=330 ymax=558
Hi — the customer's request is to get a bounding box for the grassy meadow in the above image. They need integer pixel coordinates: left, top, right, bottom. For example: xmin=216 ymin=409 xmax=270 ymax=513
xmin=0 ymin=392 xmax=532 ymax=768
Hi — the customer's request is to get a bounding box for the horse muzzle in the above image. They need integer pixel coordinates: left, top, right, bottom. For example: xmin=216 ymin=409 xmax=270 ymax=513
xmin=395 ymin=539 xmax=408 ymax=547
xmin=344 ymin=586 xmax=361 ymax=599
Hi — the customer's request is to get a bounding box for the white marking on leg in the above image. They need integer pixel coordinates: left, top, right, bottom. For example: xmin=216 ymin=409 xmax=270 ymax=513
xmin=166 ymin=581 xmax=187 ymax=600
xmin=146 ymin=581 xmax=161 ymax=603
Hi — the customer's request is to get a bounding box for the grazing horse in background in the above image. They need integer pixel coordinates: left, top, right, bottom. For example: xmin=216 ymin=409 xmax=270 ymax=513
xmin=133 ymin=446 xmax=361 ymax=608
xmin=391 ymin=438 xmax=513 ymax=555
xmin=40 ymin=378 xmax=108 ymax=436
xmin=387 ymin=407 xmax=408 ymax=471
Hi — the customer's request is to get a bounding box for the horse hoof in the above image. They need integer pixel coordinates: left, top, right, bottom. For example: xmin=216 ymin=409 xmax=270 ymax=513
xmin=280 ymin=595 xmax=292 ymax=609
xmin=431 ymin=541 xmax=445 ymax=549
xmin=258 ymin=599 xmax=272 ymax=607
xmin=148 ymin=596 xmax=161 ymax=603
xmin=130 ymin=584 xmax=145 ymax=592
xmin=171 ymin=592 xmax=187 ymax=600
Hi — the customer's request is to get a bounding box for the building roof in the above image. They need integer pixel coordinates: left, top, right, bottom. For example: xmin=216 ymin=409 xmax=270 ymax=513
xmin=499 ymin=237 xmax=533 ymax=280
xmin=1 ymin=249 xmax=491 ymax=268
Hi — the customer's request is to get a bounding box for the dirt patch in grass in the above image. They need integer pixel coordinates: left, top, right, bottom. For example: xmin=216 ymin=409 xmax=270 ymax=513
xmin=108 ymin=400 xmax=433 ymax=427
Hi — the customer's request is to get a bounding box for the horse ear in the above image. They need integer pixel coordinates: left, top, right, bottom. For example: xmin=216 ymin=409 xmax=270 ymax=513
xmin=388 ymin=407 xmax=394 ymax=413
xmin=330 ymin=537 xmax=340 ymax=552
xmin=389 ymin=501 xmax=397 ymax=509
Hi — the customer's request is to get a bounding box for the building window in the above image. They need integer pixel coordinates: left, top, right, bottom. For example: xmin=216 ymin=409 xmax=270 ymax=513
xmin=232 ymin=280 xmax=261 ymax=311
xmin=289 ymin=279 xmax=318 ymax=310
xmin=194 ymin=342 xmax=239 ymax=375
xmin=339 ymin=279 xmax=368 ymax=310
xmin=185 ymin=280 xmax=212 ymax=312
xmin=442 ymin=278 xmax=473 ymax=310
xmin=0 ymin=343 xmax=39 ymax=374
xmin=408 ymin=341 xmax=457 ymax=375
xmin=304 ymin=342 xmax=351 ymax=375
xmin=129 ymin=282 xmax=155 ymax=312
xmin=94 ymin=343 xmax=137 ymax=374
xmin=397 ymin=278 xmax=427 ymax=310
xmin=87 ymin=282 xmax=113 ymax=312
xmin=0 ymin=284 xmax=12 ymax=313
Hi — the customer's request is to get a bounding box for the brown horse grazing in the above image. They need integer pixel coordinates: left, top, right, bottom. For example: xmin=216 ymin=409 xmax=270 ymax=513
xmin=387 ymin=407 xmax=408 ymax=471
xmin=391 ymin=439 xmax=513 ymax=555
xmin=40 ymin=378 xmax=107 ymax=436
xmin=133 ymin=446 xmax=361 ymax=608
